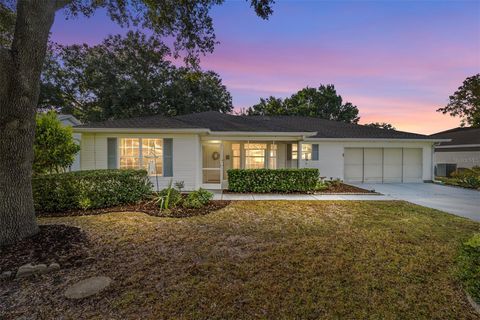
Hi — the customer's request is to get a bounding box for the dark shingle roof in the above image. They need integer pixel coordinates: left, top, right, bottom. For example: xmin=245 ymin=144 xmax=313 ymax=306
xmin=75 ymin=111 xmax=433 ymax=140
xmin=430 ymin=127 xmax=480 ymax=146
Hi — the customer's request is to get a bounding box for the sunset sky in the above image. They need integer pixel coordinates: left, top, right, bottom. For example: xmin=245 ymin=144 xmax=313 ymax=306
xmin=50 ymin=0 xmax=480 ymax=134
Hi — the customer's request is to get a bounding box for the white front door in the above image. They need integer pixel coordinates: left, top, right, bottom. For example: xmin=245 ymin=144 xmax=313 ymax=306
xmin=201 ymin=142 xmax=223 ymax=189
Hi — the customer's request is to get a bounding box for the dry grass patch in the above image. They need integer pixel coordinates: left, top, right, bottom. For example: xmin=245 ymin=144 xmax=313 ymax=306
xmin=1 ymin=201 xmax=479 ymax=319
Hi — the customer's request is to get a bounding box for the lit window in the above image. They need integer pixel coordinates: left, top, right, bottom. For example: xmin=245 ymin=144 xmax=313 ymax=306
xmin=244 ymin=143 xmax=266 ymax=169
xmin=119 ymin=138 xmax=163 ymax=175
xmin=292 ymin=143 xmax=298 ymax=160
xmin=269 ymin=144 xmax=277 ymax=169
xmin=302 ymin=144 xmax=312 ymax=160
xmin=232 ymin=143 xmax=241 ymax=169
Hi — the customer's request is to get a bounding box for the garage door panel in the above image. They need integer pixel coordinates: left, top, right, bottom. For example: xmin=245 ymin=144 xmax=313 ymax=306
xmin=383 ymin=148 xmax=402 ymax=183
xmin=364 ymin=148 xmax=383 ymax=183
xmin=344 ymin=148 xmax=363 ymax=183
xmin=403 ymin=148 xmax=423 ymax=183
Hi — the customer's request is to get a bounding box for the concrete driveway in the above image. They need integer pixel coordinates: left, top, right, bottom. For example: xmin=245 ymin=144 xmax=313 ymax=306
xmin=355 ymin=183 xmax=480 ymax=221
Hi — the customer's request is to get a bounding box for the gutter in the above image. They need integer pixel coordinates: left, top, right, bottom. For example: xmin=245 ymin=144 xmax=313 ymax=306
xmin=72 ymin=127 xmax=210 ymax=134
xmin=304 ymin=138 xmax=451 ymax=142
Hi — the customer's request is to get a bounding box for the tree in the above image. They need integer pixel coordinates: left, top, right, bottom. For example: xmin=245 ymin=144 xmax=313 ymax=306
xmin=437 ymin=74 xmax=480 ymax=127
xmin=365 ymin=122 xmax=395 ymax=130
xmin=39 ymin=32 xmax=233 ymax=122
xmin=0 ymin=0 xmax=274 ymax=245
xmin=246 ymin=85 xmax=360 ymax=123
xmin=34 ymin=111 xmax=80 ymax=174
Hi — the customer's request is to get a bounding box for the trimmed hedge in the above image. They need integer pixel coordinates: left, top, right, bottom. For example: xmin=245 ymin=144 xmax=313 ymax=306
xmin=33 ymin=169 xmax=153 ymax=212
xmin=227 ymin=168 xmax=319 ymax=193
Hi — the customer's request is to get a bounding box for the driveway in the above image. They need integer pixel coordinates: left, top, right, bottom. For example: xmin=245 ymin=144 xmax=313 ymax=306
xmin=355 ymin=183 xmax=480 ymax=221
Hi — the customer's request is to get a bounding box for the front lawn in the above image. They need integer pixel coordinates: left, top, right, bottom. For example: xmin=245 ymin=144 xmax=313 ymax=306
xmin=1 ymin=201 xmax=479 ymax=319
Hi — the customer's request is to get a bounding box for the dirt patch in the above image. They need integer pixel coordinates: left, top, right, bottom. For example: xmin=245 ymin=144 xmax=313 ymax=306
xmin=37 ymin=200 xmax=231 ymax=219
xmin=0 ymin=225 xmax=90 ymax=272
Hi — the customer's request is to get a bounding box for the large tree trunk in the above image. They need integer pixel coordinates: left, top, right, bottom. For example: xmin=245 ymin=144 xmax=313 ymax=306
xmin=0 ymin=1 xmax=58 ymax=245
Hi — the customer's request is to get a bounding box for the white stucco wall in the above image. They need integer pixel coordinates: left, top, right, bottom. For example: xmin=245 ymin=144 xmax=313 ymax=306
xmin=434 ymin=150 xmax=480 ymax=169
xmin=300 ymin=140 xmax=434 ymax=182
xmin=79 ymin=133 xmax=200 ymax=191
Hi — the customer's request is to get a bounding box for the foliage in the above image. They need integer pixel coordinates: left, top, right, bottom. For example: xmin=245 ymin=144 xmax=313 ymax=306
xmin=156 ymin=180 xmax=183 ymax=210
xmin=39 ymin=31 xmax=233 ymax=122
xmin=227 ymin=168 xmax=319 ymax=193
xmin=33 ymin=111 xmax=80 ymax=174
xmin=437 ymin=74 xmax=480 ymax=127
xmin=32 ymin=169 xmax=152 ymax=212
xmin=457 ymin=233 xmax=480 ymax=304
xmin=439 ymin=166 xmax=480 ymax=189
xmin=315 ymin=181 xmax=329 ymax=191
xmin=183 ymin=188 xmax=213 ymax=208
xmin=365 ymin=122 xmax=396 ymax=130
xmin=246 ymin=85 xmax=360 ymax=124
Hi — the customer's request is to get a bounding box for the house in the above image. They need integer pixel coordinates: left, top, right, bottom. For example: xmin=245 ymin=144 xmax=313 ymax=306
xmin=57 ymin=114 xmax=82 ymax=172
xmin=430 ymin=127 xmax=480 ymax=177
xmin=72 ymin=111 xmax=446 ymax=190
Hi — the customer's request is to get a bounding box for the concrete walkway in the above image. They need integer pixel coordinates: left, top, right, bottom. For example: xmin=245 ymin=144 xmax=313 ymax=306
xmin=355 ymin=183 xmax=480 ymax=222
xmin=212 ymin=192 xmax=393 ymax=201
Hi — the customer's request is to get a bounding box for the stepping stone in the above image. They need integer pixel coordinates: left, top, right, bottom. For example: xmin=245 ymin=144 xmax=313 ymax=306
xmin=64 ymin=276 xmax=112 ymax=299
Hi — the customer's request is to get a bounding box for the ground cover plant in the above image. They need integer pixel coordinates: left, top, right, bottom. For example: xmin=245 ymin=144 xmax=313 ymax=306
xmin=1 ymin=201 xmax=479 ymax=319
xmin=437 ymin=167 xmax=480 ymax=190
xmin=457 ymin=233 xmax=480 ymax=304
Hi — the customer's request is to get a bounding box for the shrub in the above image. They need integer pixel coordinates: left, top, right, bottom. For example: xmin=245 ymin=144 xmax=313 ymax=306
xmin=444 ymin=167 xmax=480 ymax=189
xmin=156 ymin=181 xmax=183 ymax=210
xmin=33 ymin=169 xmax=152 ymax=212
xmin=457 ymin=233 xmax=480 ymax=304
xmin=183 ymin=189 xmax=213 ymax=208
xmin=227 ymin=168 xmax=319 ymax=193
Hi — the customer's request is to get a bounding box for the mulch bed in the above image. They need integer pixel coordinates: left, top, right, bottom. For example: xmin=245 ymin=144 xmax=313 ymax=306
xmin=36 ymin=200 xmax=232 ymax=219
xmin=0 ymin=225 xmax=90 ymax=273
xmin=316 ymin=183 xmax=375 ymax=194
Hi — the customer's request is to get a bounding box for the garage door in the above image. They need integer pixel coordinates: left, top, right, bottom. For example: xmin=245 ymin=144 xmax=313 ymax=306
xmin=344 ymin=148 xmax=423 ymax=183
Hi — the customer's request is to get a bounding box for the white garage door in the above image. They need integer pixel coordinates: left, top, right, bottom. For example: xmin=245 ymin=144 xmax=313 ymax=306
xmin=344 ymin=148 xmax=423 ymax=183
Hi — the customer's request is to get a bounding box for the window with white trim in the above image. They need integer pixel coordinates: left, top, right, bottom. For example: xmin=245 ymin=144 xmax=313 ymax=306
xmin=302 ymin=144 xmax=313 ymax=160
xmin=244 ymin=143 xmax=267 ymax=169
xmin=232 ymin=143 xmax=241 ymax=169
xmin=268 ymin=144 xmax=277 ymax=169
xmin=119 ymin=138 xmax=163 ymax=175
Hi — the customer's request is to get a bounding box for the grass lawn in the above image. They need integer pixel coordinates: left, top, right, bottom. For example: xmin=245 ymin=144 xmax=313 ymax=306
xmin=1 ymin=201 xmax=479 ymax=319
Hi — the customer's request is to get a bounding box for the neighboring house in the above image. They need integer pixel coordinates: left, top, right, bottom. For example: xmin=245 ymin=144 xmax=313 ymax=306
xmin=430 ymin=127 xmax=480 ymax=177
xmin=58 ymin=114 xmax=82 ymax=172
xmin=72 ymin=111 xmax=446 ymax=190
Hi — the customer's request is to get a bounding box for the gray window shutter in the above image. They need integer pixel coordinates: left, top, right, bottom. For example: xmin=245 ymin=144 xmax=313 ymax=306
xmin=312 ymin=144 xmax=319 ymax=161
xmin=107 ymin=138 xmax=117 ymax=169
xmin=286 ymin=144 xmax=292 ymax=161
xmin=163 ymin=138 xmax=173 ymax=177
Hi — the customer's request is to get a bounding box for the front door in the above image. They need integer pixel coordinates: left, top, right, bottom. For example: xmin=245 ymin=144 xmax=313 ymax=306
xmin=202 ymin=142 xmax=223 ymax=189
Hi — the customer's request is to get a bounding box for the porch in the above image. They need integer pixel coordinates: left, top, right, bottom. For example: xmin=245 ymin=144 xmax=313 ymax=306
xmin=201 ymin=140 xmax=313 ymax=189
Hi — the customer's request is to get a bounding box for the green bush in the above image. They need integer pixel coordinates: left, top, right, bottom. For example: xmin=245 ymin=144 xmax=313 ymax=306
xmin=457 ymin=233 xmax=480 ymax=304
xmin=33 ymin=169 xmax=153 ymax=212
xmin=183 ymin=188 xmax=213 ymax=208
xmin=156 ymin=183 xmax=183 ymax=210
xmin=443 ymin=166 xmax=480 ymax=189
xmin=227 ymin=168 xmax=319 ymax=193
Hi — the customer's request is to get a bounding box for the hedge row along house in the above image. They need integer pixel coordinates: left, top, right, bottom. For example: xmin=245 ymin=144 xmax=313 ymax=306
xmin=72 ymin=111 xmax=448 ymax=191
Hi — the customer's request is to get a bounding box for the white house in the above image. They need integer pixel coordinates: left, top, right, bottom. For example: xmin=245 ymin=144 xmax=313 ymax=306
xmin=72 ymin=111 xmax=447 ymax=190
xmin=431 ymin=127 xmax=480 ymax=176
xmin=58 ymin=114 xmax=82 ymax=172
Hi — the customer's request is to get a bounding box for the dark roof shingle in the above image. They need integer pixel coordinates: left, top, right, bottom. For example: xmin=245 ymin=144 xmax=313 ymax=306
xmin=430 ymin=127 xmax=480 ymax=146
xmin=75 ymin=111 xmax=433 ymax=140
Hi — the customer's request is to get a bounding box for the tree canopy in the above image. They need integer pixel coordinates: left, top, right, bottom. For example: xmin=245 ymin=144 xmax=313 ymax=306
xmin=39 ymin=31 xmax=233 ymax=122
xmin=437 ymin=74 xmax=480 ymax=128
xmin=365 ymin=122 xmax=395 ymax=130
xmin=33 ymin=111 xmax=80 ymax=174
xmin=246 ymin=85 xmax=360 ymax=123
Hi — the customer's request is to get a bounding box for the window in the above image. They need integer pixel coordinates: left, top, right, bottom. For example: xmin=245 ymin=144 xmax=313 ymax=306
xmin=232 ymin=143 xmax=241 ymax=169
xmin=269 ymin=144 xmax=277 ymax=169
xmin=292 ymin=143 xmax=298 ymax=160
xmin=302 ymin=144 xmax=312 ymax=160
xmin=244 ymin=143 xmax=266 ymax=169
xmin=119 ymin=138 xmax=163 ymax=175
